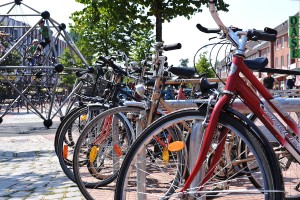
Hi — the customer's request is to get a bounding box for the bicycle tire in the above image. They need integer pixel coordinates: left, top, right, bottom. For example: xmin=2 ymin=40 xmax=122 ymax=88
xmin=245 ymin=112 xmax=300 ymax=199
xmin=54 ymin=106 xmax=83 ymax=155
xmin=115 ymin=108 xmax=284 ymax=199
xmin=56 ymin=104 xmax=107 ymax=182
xmin=73 ymin=106 xmax=144 ymax=200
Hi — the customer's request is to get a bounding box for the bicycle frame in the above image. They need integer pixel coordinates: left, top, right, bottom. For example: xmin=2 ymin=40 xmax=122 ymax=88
xmin=183 ymin=1 xmax=300 ymax=193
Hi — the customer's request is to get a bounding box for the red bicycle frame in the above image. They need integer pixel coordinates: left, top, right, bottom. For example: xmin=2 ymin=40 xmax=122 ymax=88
xmin=181 ymin=1 xmax=300 ymax=190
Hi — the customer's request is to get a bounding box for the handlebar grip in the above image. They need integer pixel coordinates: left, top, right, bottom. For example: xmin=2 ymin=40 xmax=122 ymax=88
xmin=196 ymin=24 xmax=221 ymax=33
xmin=258 ymin=32 xmax=277 ymax=42
xmin=247 ymin=30 xmax=277 ymax=42
xmin=163 ymin=43 xmax=182 ymax=51
xmin=264 ymin=27 xmax=277 ymax=35
xmin=75 ymin=66 xmax=95 ymax=77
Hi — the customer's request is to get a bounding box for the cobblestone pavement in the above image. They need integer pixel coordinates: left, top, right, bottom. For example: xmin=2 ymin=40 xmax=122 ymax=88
xmin=0 ymin=111 xmax=85 ymax=200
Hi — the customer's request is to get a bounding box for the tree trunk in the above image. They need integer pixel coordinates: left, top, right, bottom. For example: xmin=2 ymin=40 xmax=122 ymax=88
xmin=156 ymin=13 xmax=162 ymax=42
xmin=155 ymin=0 xmax=163 ymax=42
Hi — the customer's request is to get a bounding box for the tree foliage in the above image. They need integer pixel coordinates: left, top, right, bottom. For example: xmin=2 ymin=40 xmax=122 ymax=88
xmin=195 ymin=53 xmax=215 ymax=78
xmin=179 ymin=58 xmax=189 ymax=67
xmin=71 ymin=0 xmax=229 ymax=59
xmin=70 ymin=0 xmax=155 ymax=62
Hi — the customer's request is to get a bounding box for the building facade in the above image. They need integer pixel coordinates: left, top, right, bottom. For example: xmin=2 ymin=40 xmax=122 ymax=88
xmin=219 ymin=12 xmax=299 ymax=89
xmin=0 ymin=16 xmax=67 ymax=65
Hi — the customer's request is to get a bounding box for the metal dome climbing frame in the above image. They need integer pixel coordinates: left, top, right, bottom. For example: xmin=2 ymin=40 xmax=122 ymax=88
xmin=0 ymin=0 xmax=90 ymax=128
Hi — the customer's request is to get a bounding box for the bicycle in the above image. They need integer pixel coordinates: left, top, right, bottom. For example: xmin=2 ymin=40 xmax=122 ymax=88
xmin=72 ymin=42 xmax=219 ymax=199
xmin=114 ymin=1 xmax=297 ymax=199
xmin=55 ymin=54 xmax=143 ymax=183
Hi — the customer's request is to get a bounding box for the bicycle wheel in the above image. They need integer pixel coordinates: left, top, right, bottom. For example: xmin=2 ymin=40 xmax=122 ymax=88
xmin=115 ymin=108 xmax=284 ymax=199
xmin=73 ymin=106 xmax=145 ymax=200
xmin=54 ymin=106 xmax=82 ymax=155
xmin=56 ymin=104 xmax=107 ymax=182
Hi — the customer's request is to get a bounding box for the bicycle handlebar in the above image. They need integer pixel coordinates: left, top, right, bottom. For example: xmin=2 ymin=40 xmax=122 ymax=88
xmin=99 ymin=56 xmax=128 ymax=76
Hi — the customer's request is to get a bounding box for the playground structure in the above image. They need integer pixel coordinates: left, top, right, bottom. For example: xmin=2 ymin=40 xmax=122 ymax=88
xmin=0 ymin=0 xmax=90 ymax=128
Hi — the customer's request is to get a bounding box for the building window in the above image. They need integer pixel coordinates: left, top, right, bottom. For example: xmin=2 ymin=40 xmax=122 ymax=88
xmin=275 ymin=57 xmax=278 ymax=68
xmin=281 ymin=56 xmax=284 ymax=68
xmin=276 ymin=39 xmax=279 ymax=50
xmin=281 ymin=36 xmax=284 ymax=49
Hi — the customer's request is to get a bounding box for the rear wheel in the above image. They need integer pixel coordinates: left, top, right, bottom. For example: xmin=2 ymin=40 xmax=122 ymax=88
xmin=56 ymin=104 xmax=106 ymax=182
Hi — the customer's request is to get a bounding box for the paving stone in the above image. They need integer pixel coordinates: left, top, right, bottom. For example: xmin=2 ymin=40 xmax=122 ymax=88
xmin=42 ymin=193 xmax=64 ymax=199
xmin=63 ymin=197 xmax=85 ymax=200
xmin=65 ymin=190 xmax=82 ymax=197
xmin=25 ymin=195 xmax=45 ymax=200
xmin=0 ymin=122 xmax=84 ymax=199
xmin=0 ymin=189 xmax=11 ymax=197
xmin=10 ymin=190 xmax=32 ymax=197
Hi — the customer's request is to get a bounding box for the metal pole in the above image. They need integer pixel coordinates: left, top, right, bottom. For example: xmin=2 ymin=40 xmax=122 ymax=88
xmin=62 ymin=29 xmax=89 ymax=67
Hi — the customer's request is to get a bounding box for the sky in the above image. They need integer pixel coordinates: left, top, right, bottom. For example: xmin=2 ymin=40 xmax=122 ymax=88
xmin=0 ymin=0 xmax=299 ymax=66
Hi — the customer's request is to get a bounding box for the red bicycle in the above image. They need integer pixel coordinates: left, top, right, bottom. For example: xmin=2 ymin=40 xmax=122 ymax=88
xmin=114 ymin=1 xmax=300 ymax=199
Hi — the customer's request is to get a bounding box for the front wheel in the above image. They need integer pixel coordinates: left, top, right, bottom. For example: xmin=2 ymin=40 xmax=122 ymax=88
xmin=115 ymin=108 xmax=284 ymax=199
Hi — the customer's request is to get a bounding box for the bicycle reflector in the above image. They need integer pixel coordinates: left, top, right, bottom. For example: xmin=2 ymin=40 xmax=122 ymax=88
xmin=89 ymin=146 xmax=99 ymax=163
xmin=80 ymin=115 xmax=88 ymax=121
xmin=168 ymin=141 xmax=185 ymax=152
xmin=162 ymin=147 xmax=169 ymax=164
xmin=113 ymin=144 xmax=123 ymax=157
xmin=63 ymin=145 xmax=68 ymax=159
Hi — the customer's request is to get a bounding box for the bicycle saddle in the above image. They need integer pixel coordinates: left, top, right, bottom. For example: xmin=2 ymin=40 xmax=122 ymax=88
xmin=243 ymin=57 xmax=268 ymax=70
xmin=167 ymin=66 xmax=196 ymax=79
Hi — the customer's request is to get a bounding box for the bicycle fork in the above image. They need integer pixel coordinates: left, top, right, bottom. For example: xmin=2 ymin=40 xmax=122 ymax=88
xmin=182 ymin=94 xmax=231 ymax=196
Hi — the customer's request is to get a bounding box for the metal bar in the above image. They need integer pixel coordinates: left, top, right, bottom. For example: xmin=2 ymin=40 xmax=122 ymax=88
xmin=0 ymin=2 xmax=14 ymax=8
xmin=47 ymin=73 xmax=59 ymax=119
xmin=49 ymin=80 xmax=84 ymax=118
xmin=46 ymin=19 xmax=58 ymax=58
xmin=0 ymin=26 xmax=54 ymax=28
xmin=0 ymin=66 xmax=87 ymax=71
xmin=0 ymin=14 xmax=41 ymax=16
xmin=62 ymin=29 xmax=89 ymax=67
xmin=0 ymin=73 xmax=46 ymax=120
xmin=0 ymin=3 xmax=15 ymax=25
xmin=162 ymin=98 xmax=300 ymax=113
xmin=0 ymin=86 xmax=30 ymax=118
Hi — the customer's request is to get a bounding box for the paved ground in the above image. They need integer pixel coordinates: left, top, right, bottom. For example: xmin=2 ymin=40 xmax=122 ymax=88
xmin=0 ymin=110 xmax=85 ymax=200
xmin=1 ymin=108 xmax=300 ymax=199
